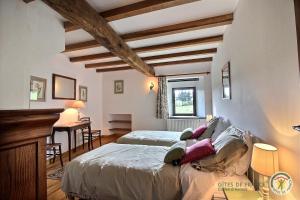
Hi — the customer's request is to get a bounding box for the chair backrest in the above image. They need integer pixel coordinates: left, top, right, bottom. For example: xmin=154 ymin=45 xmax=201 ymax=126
xmin=80 ymin=117 xmax=91 ymax=123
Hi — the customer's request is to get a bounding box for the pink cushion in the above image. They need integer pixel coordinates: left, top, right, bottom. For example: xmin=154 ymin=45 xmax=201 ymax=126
xmin=180 ymin=138 xmax=215 ymax=164
xmin=191 ymin=125 xmax=207 ymax=139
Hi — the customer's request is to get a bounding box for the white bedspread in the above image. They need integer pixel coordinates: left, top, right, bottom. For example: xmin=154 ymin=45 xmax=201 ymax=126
xmin=61 ymin=143 xmax=181 ymax=200
xmin=117 ymin=130 xmax=182 ymax=146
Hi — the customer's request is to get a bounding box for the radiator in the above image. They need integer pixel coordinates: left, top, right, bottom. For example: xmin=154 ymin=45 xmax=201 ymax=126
xmin=167 ymin=118 xmax=204 ymax=131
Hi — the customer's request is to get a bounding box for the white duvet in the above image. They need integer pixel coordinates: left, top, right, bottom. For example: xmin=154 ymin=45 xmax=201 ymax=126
xmin=61 ymin=143 xmax=181 ymax=200
xmin=117 ymin=130 xmax=182 ymax=146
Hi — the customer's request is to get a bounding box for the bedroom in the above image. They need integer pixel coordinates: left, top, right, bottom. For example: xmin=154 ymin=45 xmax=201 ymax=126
xmin=0 ymin=0 xmax=299 ymax=200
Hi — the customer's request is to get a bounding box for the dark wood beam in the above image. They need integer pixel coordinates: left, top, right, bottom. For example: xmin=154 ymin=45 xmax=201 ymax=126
xmin=72 ymin=35 xmax=221 ymax=63
xmin=156 ymin=71 xmax=210 ymax=77
xmin=95 ymin=57 xmax=213 ymax=73
xmin=294 ymin=0 xmax=300 ymax=72
xmin=135 ymin=35 xmax=222 ymax=53
xmin=150 ymin=57 xmax=213 ymax=67
xmin=65 ymin=14 xmax=231 ymax=52
xmin=42 ymin=0 xmax=154 ymax=76
xmin=96 ymin=67 xmax=133 ymax=73
xmin=85 ymin=48 xmax=217 ymax=68
xmin=122 ymin=13 xmax=233 ymax=42
xmin=64 ymin=0 xmax=200 ymax=32
xmin=23 ymin=0 xmax=35 ymax=3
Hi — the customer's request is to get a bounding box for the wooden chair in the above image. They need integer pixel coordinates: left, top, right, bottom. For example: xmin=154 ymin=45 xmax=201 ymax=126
xmin=46 ymin=137 xmax=63 ymax=167
xmin=80 ymin=117 xmax=102 ymax=150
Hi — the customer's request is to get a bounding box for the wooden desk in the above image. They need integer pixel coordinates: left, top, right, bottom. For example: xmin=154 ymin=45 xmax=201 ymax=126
xmin=53 ymin=121 xmax=91 ymax=161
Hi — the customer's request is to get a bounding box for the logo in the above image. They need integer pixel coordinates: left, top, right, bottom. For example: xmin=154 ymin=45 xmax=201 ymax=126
xmin=269 ymin=172 xmax=293 ymax=195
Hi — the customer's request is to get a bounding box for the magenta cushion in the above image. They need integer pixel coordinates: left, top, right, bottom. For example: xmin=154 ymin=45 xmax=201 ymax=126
xmin=180 ymin=138 xmax=215 ymax=164
xmin=191 ymin=125 xmax=207 ymax=139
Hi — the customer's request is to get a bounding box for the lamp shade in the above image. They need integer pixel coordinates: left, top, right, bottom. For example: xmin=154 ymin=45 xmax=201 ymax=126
xmin=251 ymin=143 xmax=279 ymax=177
xmin=206 ymin=115 xmax=213 ymax=122
xmin=70 ymin=100 xmax=85 ymax=109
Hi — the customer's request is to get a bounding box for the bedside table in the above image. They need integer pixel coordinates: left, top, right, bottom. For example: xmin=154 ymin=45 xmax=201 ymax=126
xmin=224 ymin=190 xmax=262 ymax=200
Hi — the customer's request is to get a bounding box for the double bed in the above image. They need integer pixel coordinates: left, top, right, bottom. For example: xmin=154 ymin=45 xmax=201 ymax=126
xmin=62 ymin=130 xmax=254 ymax=200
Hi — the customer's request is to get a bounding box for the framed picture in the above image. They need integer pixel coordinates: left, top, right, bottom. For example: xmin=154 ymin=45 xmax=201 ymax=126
xmin=114 ymin=80 xmax=124 ymax=94
xmin=30 ymin=76 xmax=47 ymax=102
xmin=52 ymin=74 xmax=76 ymax=100
xmin=222 ymin=62 xmax=231 ymax=100
xmin=79 ymin=85 xmax=88 ymax=102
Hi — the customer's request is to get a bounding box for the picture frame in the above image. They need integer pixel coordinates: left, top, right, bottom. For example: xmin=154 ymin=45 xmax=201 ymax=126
xmin=79 ymin=85 xmax=88 ymax=102
xmin=222 ymin=62 xmax=231 ymax=100
xmin=30 ymin=76 xmax=47 ymax=102
xmin=114 ymin=80 xmax=124 ymax=94
xmin=52 ymin=74 xmax=76 ymax=100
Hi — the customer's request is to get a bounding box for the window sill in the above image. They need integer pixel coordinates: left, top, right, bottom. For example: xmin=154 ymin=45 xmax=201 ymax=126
xmin=169 ymin=116 xmax=205 ymax=119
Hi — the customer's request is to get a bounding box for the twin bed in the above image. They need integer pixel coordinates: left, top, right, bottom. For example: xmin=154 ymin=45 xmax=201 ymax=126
xmin=62 ymin=128 xmax=254 ymax=200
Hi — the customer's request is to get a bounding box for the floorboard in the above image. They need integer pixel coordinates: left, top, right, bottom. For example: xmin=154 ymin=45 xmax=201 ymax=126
xmin=47 ymin=135 xmax=120 ymax=200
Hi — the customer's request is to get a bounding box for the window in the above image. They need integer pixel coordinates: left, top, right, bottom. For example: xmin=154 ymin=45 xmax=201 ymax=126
xmin=172 ymin=87 xmax=196 ymax=116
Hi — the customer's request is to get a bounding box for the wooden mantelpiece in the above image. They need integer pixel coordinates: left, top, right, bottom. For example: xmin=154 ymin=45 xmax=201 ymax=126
xmin=0 ymin=108 xmax=63 ymax=200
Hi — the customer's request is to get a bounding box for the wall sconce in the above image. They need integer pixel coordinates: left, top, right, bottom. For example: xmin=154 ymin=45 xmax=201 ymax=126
xmin=292 ymin=125 xmax=300 ymax=132
xmin=149 ymin=82 xmax=154 ymax=90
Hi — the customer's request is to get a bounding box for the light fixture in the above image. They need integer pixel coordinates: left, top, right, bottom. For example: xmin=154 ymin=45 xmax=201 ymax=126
xmin=206 ymin=114 xmax=213 ymax=122
xmin=251 ymin=143 xmax=279 ymax=200
xmin=292 ymin=125 xmax=300 ymax=132
xmin=149 ymin=82 xmax=154 ymax=90
xmin=68 ymin=100 xmax=85 ymax=121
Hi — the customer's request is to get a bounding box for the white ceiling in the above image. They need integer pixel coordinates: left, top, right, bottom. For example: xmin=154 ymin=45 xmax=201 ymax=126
xmin=63 ymin=0 xmax=239 ymax=74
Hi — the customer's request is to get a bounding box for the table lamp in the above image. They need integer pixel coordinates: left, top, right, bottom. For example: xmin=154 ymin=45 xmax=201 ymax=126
xmin=70 ymin=100 xmax=85 ymax=121
xmin=251 ymin=143 xmax=279 ymax=200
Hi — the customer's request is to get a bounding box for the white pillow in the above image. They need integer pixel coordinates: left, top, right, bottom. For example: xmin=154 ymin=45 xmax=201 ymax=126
xmin=226 ymin=132 xmax=253 ymax=175
xmin=211 ymin=118 xmax=231 ymax=142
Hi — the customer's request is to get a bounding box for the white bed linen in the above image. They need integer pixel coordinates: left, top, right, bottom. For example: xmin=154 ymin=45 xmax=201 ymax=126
xmin=180 ymin=164 xmax=254 ymax=200
xmin=117 ymin=130 xmax=182 ymax=146
xmin=61 ymin=143 xmax=181 ymax=200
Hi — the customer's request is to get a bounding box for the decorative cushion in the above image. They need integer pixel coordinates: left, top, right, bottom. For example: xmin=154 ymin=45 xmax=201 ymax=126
xmin=228 ymin=132 xmax=253 ymax=175
xmin=191 ymin=125 xmax=207 ymax=139
xmin=180 ymin=128 xmax=193 ymax=140
xmin=197 ymin=117 xmax=219 ymax=140
xmin=180 ymin=138 xmax=215 ymax=164
xmin=191 ymin=126 xmax=248 ymax=172
xmin=164 ymin=141 xmax=186 ymax=164
xmin=211 ymin=118 xmax=231 ymax=142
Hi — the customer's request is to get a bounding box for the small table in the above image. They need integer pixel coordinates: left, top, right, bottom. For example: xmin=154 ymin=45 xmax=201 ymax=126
xmin=52 ymin=121 xmax=91 ymax=161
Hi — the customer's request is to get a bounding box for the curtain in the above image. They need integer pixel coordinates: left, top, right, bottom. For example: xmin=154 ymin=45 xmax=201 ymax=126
xmin=156 ymin=76 xmax=169 ymax=119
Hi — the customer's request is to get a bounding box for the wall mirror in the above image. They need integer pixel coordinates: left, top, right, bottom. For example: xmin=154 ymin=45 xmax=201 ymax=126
xmin=222 ymin=62 xmax=231 ymax=99
xmin=52 ymin=74 xmax=76 ymax=100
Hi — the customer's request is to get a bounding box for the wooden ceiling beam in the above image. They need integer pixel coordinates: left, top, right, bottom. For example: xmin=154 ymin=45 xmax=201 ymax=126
xmin=42 ymin=0 xmax=154 ymax=76
xmin=71 ymin=35 xmax=221 ymax=63
xmin=150 ymin=57 xmax=213 ymax=67
xmin=134 ymin=35 xmax=222 ymax=53
xmin=85 ymin=48 xmax=217 ymax=68
xmin=64 ymin=0 xmax=200 ymax=32
xmin=95 ymin=57 xmax=213 ymax=73
xmin=96 ymin=67 xmax=133 ymax=73
xmin=65 ymin=14 xmax=231 ymax=52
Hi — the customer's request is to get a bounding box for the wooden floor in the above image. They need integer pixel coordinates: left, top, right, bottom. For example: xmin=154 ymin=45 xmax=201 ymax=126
xmin=47 ymin=135 xmax=120 ymax=200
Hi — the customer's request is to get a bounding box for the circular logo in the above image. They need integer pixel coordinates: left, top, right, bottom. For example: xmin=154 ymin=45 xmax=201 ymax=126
xmin=269 ymin=172 xmax=293 ymax=195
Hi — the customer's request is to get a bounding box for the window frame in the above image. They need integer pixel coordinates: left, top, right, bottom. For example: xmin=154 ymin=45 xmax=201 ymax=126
xmin=172 ymin=87 xmax=197 ymax=117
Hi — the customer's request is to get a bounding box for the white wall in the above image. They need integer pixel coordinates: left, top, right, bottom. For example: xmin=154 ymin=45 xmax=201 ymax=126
xmin=0 ymin=0 xmax=103 ymax=152
xmin=102 ymin=70 xmax=166 ymax=134
xmin=167 ymin=75 xmax=212 ymax=117
xmin=211 ymin=0 xmax=300 ymax=199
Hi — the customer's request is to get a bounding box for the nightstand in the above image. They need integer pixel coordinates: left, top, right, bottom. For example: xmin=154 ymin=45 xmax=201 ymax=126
xmin=224 ymin=190 xmax=262 ymax=200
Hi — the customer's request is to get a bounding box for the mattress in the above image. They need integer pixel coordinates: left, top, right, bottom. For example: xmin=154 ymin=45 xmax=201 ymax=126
xmin=116 ymin=130 xmax=182 ymax=146
xmin=61 ymin=143 xmax=181 ymax=200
